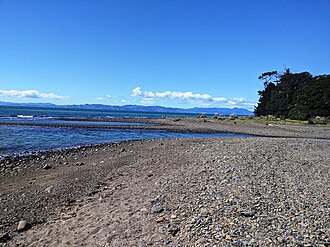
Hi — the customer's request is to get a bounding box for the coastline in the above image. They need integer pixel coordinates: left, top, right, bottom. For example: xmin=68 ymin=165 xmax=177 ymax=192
xmin=1 ymin=118 xmax=329 ymax=246
xmin=1 ymin=116 xmax=330 ymax=138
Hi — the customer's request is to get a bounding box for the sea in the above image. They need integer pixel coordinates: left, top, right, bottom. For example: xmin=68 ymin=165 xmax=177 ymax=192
xmin=0 ymin=106 xmax=246 ymax=157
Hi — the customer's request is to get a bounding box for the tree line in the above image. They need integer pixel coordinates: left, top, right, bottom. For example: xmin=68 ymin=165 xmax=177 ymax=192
xmin=254 ymin=69 xmax=330 ymax=120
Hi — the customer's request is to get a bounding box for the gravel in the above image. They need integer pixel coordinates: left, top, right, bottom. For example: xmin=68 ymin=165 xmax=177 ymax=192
xmin=0 ymin=118 xmax=329 ymax=246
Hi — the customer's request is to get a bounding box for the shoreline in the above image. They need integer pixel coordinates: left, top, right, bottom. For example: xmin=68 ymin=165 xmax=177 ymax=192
xmin=1 ymin=116 xmax=330 ymax=162
xmin=2 ymin=116 xmax=330 ymax=137
xmin=1 ymin=118 xmax=330 ymax=246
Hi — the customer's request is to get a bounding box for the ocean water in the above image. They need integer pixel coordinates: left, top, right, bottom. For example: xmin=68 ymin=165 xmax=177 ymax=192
xmin=0 ymin=105 xmax=195 ymax=119
xmin=0 ymin=106 xmax=247 ymax=157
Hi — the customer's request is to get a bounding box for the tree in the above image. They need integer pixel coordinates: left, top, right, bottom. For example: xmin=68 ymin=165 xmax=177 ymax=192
xmin=254 ymin=69 xmax=330 ymax=120
xmin=258 ymin=71 xmax=279 ymax=88
xmin=289 ymin=75 xmax=330 ymax=119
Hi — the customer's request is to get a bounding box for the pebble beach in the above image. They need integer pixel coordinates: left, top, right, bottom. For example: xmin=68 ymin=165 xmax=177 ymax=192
xmin=1 ymin=118 xmax=329 ymax=246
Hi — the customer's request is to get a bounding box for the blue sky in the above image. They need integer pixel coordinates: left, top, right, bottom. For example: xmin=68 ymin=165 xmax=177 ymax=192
xmin=0 ymin=0 xmax=329 ymax=110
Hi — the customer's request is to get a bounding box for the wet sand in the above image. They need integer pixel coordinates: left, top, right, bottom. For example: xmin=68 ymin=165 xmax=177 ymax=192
xmin=0 ymin=118 xmax=329 ymax=246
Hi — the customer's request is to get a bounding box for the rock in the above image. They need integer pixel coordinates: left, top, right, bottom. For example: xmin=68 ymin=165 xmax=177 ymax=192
xmin=45 ymin=186 xmax=54 ymax=193
xmin=197 ymin=237 xmax=206 ymax=244
xmin=276 ymin=237 xmax=284 ymax=243
xmin=200 ymin=208 xmax=209 ymax=216
xmin=240 ymin=210 xmax=256 ymax=217
xmin=156 ymin=216 xmax=165 ymax=223
xmin=17 ymin=220 xmax=32 ymax=232
xmin=151 ymin=203 xmax=164 ymax=213
xmin=168 ymin=226 xmax=180 ymax=236
xmin=43 ymin=164 xmax=52 ymax=170
xmin=75 ymin=162 xmax=85 ymax=166
xmin=0 ymin=232 xmax=11 ymax=243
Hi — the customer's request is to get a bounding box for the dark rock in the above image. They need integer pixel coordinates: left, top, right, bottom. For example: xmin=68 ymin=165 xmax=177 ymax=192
xmin=43 ymin=164 xmax=52 ymax=170
xmin=240 ymin=210 xmax=256 ymax=217
xmin=0 ymin=232 xmax=11 ymax=243
xmin=168 ymin=226 xmax=180 ymax=236
xmin=75 ymin=162 xmax=85 ymax=166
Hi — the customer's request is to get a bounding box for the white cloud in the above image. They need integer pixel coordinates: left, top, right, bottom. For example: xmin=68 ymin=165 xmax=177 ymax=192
xmin=131 ymin=87 xmax=142 ymax=96
xmin=132 ymin=86 xmax=227 ymax=103
xmin=213 ymin=97 xmax=227 ymax=102
xmin=95 ymin=97 xmax=104 ymax=101
xmin=121 ymin=99 xmax=129 ymax=103
xmin=0 ymin=89 xmax=68 ymax=100
xmin=131 ymin=86 xmax=256 ymax=109
xmin=134 ymin=87 xmax=214 ymax=102
xmin=230 ymin=98 xmax=255 ymax=105
xmin=106 ymin=95 xmax=112 ymax=98
xmin=143 ymin=90 xmax=213 ymax=101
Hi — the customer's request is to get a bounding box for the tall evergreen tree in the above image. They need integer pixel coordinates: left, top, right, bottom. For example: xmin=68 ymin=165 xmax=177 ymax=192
xmin=254 ymin=69 xmax=330 ymax=120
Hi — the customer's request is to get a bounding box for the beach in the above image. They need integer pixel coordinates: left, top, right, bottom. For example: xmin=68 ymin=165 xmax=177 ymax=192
xmin=1 ymin=118 xmax=330 ymax=246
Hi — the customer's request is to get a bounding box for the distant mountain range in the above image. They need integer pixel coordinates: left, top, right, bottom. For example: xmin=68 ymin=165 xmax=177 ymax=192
xmin=0 ymin=101 xmax=254 ymax=116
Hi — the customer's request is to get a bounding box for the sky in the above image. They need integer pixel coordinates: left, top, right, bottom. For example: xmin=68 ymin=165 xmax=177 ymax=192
xmin=0 ymin=0 xmax=329 ymax=110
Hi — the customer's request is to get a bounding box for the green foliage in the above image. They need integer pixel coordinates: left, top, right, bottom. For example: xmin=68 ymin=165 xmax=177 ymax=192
xmin=254 ymin=70 xmax=330 ymax=120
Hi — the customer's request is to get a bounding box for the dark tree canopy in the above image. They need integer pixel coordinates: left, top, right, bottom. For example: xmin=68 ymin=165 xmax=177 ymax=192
xmin=254 ymin=69 xmax=330 ymax=120
xmin=258 ymin=71 xmax=279 ymax=88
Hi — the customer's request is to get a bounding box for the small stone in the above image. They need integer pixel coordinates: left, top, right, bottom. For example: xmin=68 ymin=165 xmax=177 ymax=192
xmin=75 ymin=162 xmax=84 ymax=166
xmin=151 ymin=204 xmax=164 ymax=213
xmin=43 ymin=164 xmax=52 ymax=170
xmin=225 ymin=235 xmax=232 ymax=240
xmin=197 ymin=237 xmax=207 ymax=244
xmin=200 ymin=208 xmax=209 ymax=216
xmin=170 ymin=214 xmax=177 ymax=219
xmin=45 ymin=186 xmax=54 ymax=193
xmin=277 ymin=237 xmax=284 ymax=243
xmin=120 ymin=148 xmax=125 ymax=152
xmin=17 ymin=220 xmax=32 ymax=232
xmin=0 ymin=232 xmax=11 ymax=243
xmin=168 ymin=226 xmax=180 ymax=236
xmin=240 ymin=210 xmax=256 ymax=217
xmin=156 ymin=216 xmax=165 ymax=223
